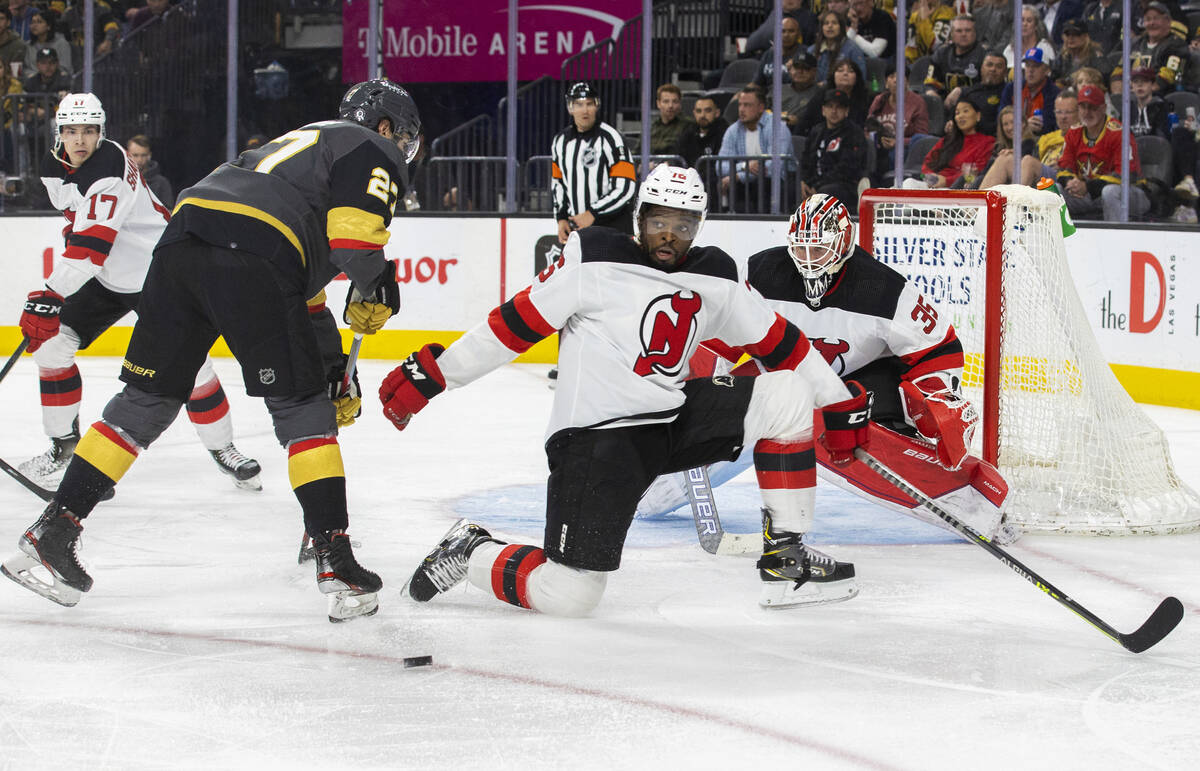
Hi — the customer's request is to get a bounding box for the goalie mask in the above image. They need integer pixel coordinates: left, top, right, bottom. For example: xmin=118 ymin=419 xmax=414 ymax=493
xmin=340 ymin=78 xmax=422 ymax=164
xmin=786 ymin=194 xmax=856 ymax=306
xmin=633 ymin=165 xmax=707 ymax=268
xmin=53 ymin=93 xmax=106 ymax=165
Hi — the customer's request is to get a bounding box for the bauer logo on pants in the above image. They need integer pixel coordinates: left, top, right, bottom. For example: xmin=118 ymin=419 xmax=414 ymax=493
xmin=258 ymin=368 xmax=276 ymax=385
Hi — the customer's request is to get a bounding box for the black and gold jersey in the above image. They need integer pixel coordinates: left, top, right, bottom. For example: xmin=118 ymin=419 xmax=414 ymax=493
xmin=162 ymin=120 xmax=408 ymax=297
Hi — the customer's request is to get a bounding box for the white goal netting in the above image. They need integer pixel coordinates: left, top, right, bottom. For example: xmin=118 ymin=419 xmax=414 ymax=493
xmin=864 ymin=184 xmax=1200 ymax=535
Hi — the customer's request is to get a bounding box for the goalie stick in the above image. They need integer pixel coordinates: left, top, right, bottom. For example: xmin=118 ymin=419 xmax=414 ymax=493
xmin=686 ymin=466 xmax=759 ymax=556
xmin=299 ymin=334 xmax=364 ymax=564
xmin=854 ymin=448 xmax=1184 ymax=653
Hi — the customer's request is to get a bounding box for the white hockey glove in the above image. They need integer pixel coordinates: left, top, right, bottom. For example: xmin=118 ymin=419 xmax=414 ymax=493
xmin=899 ymin=375 xmax=979 ymax=471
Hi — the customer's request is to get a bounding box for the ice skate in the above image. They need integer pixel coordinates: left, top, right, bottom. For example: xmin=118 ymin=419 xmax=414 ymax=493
xmin=1 ymin=504 xmax=92 ymax=607
xmin=18 ymin=425 xmax=80 ymax=493
xmin=757 ymin=511 xmax=857 ymax=609
xmin=405 ymin=519 xmax=497 ymax=602
xmin=312 ymin=529 xmax=381 ymax=623
xmin=210 ymin=443 xmax=262 ymax=491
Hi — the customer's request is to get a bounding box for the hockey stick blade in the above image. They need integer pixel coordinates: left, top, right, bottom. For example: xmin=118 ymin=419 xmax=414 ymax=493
xmin=685 ymin=466 xmax=758 ymax=556
xmin=0 ymin=456 xmax=114 ymax=504
xmin=854 ymin=448 xmax=1183 ymax=653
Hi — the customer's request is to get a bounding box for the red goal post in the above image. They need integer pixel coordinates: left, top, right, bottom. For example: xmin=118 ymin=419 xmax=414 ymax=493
xmin=857 ymin=185 xmax=1200 ymax=535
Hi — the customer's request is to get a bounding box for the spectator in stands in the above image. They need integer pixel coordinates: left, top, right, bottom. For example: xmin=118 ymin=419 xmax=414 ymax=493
xmin=925 ymin=16 xmax=986 ymax=111
xmin=0 ymin=9 xmax=26 ymax=68
xmin=1082 ymin=0 xmax=1123 ymax=54
xmin=1053 ymin=18 xmax=1111 ymax=84
xmin=61 ymin=1 xmax=121 ymax=70
xmin=0 ymin=55 xmax=21 ymax=166
xmin=7 ymin=0 xmax=34 ymax=42
xmin=717 ymin=84 xmax=794 ymax=213
xmin=793 ymin=57 xmax=870 ymax=136
xmin=1128 ymin=67 xmax=1170 ymax=139
xmin=978 ymin=105 xmax=1039 ymax=188
xmin=800 ymin=87 xmax=866 ymax=207
xmin=866 ymin=62 xmax=931 ymax=178
xmin=810 ymin=10 xmax=866 ymax=85
xmin=675 ymin=93 xmax=728 ymax=168
xmin=126 ymin=134 xmax=173 ymax=206
xmin=1056 ymin=83 xmax=1147 ymax=220
xmin=1126 ymin=66 xmax=1200 ymax=220
xmin=746 ymin=0 xmax=818 ymax=56
xmin=1131 ymin=2 xmax=1190 ymax=94
xmin=973 ymin=0 xmax=1014 ymax=54
xmin=847 ymin=0 xmax=896 ymax=59
xmin=22 ymin=9 xmax=69 ymax=78
xmin=1004 ymin=6 xmax=1056 ymax=67
xmin=959 ymin=50 xmax=1009 ymax=134
xmin=130 ymin=0 xmax=170 ymax=30
xmin=1042 ymin=0 xmax=1085 ymax=46
xmin=904 ymin=0 xmax=954 ymax=63
xmin=755 ymin=15 xmax=804 ymax=88
xmin=1001 ymin=48 xmax=1060 ymax=138
xmin=1039 ymin=90 xmax=1082 ymax=173
xmin=905 ymin=96 xmax=996 ymax=188
xmin=779 ymin=51 xmax=822 ymax=132
xmin=551 ymin=82 xmax=636 ymax=243
xmin=648 ymin=84 xmax=694 ymax=155
xmin=23 ymin=46 xmax=68 ymax=94
xmin=1080 ymin=65 xmax=1119 ymax=117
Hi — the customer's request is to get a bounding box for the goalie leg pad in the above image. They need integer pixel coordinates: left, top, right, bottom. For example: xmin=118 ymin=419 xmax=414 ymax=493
xmin=468 ymin=541 xmax=607 ymax=617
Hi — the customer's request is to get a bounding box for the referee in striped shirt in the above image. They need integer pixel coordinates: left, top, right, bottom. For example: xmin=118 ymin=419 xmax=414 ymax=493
xmin=552 ymin=82 xmax=638 ymax=245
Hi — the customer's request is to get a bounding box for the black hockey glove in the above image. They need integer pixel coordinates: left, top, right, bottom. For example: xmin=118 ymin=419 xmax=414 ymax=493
xmin=328 ymin=352 xmax=362 ymax=428
xmin=344 ymin=260 xmax=400 ymax=335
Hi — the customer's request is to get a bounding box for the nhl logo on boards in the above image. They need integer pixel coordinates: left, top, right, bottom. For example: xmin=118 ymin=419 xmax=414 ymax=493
xmin=633 ymin=291 xmax=702 ymax=377
xmin=259 ymin=368 xmax=276 ymax=385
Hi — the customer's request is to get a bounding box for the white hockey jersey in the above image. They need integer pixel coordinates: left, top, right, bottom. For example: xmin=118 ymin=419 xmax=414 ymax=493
xmin=730 ymin=245 xmax=964 ymax=384
xmin=40 ymin=139 xmax=171 ymax=297
xmin=436 ymin=228 xmax=847 ymax=439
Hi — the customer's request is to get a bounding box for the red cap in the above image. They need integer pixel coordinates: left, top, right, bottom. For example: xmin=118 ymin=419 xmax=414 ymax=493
xmin=1078 ymin=84 xmax=1105 ymax=106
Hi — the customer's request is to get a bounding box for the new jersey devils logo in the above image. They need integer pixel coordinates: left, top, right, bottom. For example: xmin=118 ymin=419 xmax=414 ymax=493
xmin=634 ymin=292 xmax=702 ymax=377
xmin=810 ymin=337 xmax=850 ymax=374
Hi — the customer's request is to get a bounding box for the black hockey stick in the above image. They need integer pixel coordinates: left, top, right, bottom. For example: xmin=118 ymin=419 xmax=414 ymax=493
xmin=686 ymin=466 xmax=759 ymax=556
xmin=854 ymin=448 xmax=1184 ymax=653
xmin=0 ymin=338 xmax=29 ymax=385
xmin=0 ymin=456 xmax=53 ymax=501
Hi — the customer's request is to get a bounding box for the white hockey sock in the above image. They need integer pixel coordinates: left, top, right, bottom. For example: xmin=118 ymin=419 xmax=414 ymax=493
xmin=468 ymin=540 xmax=606 ymax=616
xmin=754 ymin=438 xmax=816 ymax=533
xmin=186 ymin=375 xmax=234 ymax=450
xmin=38 ymin=364 xmax=82 ymax=439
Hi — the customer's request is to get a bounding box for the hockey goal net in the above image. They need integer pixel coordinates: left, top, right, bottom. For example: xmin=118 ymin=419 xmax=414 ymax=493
xmin=859 ymin=185 xmax=1200 ymax=535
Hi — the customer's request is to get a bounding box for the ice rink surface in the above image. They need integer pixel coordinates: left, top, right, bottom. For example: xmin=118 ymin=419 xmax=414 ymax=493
xmin=1 ymin=357 xmax=1198 ymax=770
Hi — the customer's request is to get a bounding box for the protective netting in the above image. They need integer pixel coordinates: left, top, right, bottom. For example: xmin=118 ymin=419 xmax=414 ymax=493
xmin=865 ymin=185 xmax=1200 ymax=534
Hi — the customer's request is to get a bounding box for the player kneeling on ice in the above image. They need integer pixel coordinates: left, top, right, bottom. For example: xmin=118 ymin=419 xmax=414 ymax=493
xmin=381 ymin=165 xmax=867 ymax=614
xmin=636 ymin=194 xmax=1015 ymax=545
xmin=15 ymin=93 xmax=260 ymax=494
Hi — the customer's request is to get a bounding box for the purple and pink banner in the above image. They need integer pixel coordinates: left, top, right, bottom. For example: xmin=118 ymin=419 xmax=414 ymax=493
xmin=343 ymin=1 xmax=639 ymax=83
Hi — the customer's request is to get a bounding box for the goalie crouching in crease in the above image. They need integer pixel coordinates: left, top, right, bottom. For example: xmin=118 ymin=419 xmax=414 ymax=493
xmin=637 ymin=193 xmax=1017 ymax=550
xmin=381 ymin=164 xmax=870 ymax=615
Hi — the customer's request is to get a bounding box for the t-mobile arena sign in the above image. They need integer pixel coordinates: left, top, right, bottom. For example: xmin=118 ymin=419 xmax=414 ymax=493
xmin=342 ymin=0 xmax=639 ymax=83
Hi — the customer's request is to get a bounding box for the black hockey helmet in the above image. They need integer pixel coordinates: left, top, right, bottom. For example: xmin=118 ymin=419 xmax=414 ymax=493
xmin=340 ymin=78 xmax=422 ymax=163
xmin=565 ymin=81 xmax=600 ymax=106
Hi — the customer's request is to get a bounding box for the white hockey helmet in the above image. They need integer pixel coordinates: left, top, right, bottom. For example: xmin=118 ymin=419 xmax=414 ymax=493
xmin=54 ymin=93 xmax=106 ymax=157
xmin=633 ymin=164 xmax=708 ymax=241
xmin=786 ymin=194 xmax=856 ymax=305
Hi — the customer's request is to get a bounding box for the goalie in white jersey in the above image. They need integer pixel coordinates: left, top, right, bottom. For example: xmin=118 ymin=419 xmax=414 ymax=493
xmin=381 ymin=165 xmax=876 ymax=614
xmin=638 ymin=194 xmax=1015 ymax=544
xmin=14 ymin=93 xmax=260 ymax=493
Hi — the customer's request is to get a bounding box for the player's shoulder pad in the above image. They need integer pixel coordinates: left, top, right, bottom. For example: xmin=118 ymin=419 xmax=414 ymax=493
xmin=576 ymin=226 xmax=643 ymax=265
xmin=821 ymin=246 xmax=907 ymax=318
xmin=325 ymin=120 xmax=409 ymax=187
xmin=746 ymin=245 xmax=801 ymax=300
xmin=65 ymin=139 xmax=128 ymax=193
xmin=678 ymin=244 xmax=738 ymax=281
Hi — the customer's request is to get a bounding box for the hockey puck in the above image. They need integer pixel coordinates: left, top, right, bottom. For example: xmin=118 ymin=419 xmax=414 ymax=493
xmin=403 ymin=655 xmax=433 ymax=668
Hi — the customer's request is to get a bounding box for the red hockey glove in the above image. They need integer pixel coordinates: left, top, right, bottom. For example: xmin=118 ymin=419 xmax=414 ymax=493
xmin=819 ymin=380 xmax=872 ymax=465
xmin=379 ymin=344 xmax=446 ymax=431
xmin=899 ymin=376 xmax=979 ymax=471
xmin=20 ymin=289 xmax=65 ymax=352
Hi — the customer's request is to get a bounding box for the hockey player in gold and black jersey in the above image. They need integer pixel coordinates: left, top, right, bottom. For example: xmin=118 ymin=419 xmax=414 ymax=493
xmin=0 ymin=79 xmax=420 ymax=623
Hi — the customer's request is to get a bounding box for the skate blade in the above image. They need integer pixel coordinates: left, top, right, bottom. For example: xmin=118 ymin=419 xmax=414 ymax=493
xmin=328 ymin=591 xmax=378 ymax=623
xmin=233 ymin=474 xmax=263 ymax=492
xmin=297 ymin=534 xmax=314 ymax=564
xmin=1 ymin=553 xmax=82 ymax=607
xmin=758 ymin=579 xmax=859 ymax=609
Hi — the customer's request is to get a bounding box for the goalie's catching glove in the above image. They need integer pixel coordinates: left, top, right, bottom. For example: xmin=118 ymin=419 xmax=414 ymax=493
xmin=379 ymin=344 xmax=446 ymax=431
xmin=20 ymin=288 xmax=64 ymax=352
xmin=327 ymin=353 xmax=362 ymax=428
xmin=899 ymin=376 xmax=979 ymax=471
xmin=820 ymin=380 xmax=872 ymax=466
xmin=344 ymin=260 xmax=400 ymax=335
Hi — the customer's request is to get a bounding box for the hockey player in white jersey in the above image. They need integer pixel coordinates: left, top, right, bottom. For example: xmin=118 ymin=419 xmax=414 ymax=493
xmin=15 ymin=93 xmax=261 ymax=493
xmin=383 ymin=165 xmax=873 ymax=613
xmin=637 ymin=194 xmax=1014 ymax=543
